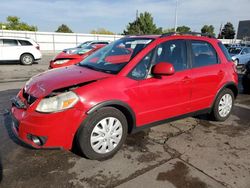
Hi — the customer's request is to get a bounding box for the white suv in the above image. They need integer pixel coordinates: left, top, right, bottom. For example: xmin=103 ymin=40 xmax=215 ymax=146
xmin=0 ymin=37 xmax=42 ymax=65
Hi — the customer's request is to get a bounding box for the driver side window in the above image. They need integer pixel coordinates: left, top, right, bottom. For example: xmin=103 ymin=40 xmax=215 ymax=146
xmin=128 ymin=50 xmax=154 ymax=80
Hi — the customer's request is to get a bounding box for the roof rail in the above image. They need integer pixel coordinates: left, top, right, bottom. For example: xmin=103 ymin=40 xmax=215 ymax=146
xmin=160 ymin=32 xmax=216 ymax=38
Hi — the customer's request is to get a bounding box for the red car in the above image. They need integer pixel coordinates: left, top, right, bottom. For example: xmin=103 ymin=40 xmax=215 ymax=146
xmin=49 ymin=44 xmax=106 ymax=69
xmin=11 ymin=33 xmax=238 ymax=160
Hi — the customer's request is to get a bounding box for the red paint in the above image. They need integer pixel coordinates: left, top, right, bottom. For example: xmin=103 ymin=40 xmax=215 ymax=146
xmin=11 ymin=35 xmax=238 ymax=150
xmin=49 ymin=44 xmax=106 ymax=69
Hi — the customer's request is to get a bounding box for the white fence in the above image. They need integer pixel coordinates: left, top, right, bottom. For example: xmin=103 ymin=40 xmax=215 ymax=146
xmin=0 ymin=29 xmax=244 ymax=52
xmin=0 ymin=30 xmax=123 ymax=52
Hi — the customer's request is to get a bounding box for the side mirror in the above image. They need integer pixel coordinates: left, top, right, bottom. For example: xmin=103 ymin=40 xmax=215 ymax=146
xmin=152 ymin=62 xmax=175 ymax=76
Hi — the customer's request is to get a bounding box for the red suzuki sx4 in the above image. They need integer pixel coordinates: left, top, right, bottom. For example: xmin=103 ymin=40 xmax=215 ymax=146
xmin=11 ymin=33 xmax=238 ymax=160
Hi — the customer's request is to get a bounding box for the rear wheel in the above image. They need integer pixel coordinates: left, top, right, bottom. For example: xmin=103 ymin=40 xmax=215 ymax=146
xmin=76 ymin=107 xmax=128 ymax=160
xmin=211 ymin=89 xmax=234 ymax=121
xmin=20 ymin=54 xmax=34 ymax=65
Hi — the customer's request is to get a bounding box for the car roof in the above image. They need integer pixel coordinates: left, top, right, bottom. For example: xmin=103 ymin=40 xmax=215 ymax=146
xmin=126 ymin=32 xmax=217 ymax=41
xmin=0 ymin=36 xmax=32 ymax=41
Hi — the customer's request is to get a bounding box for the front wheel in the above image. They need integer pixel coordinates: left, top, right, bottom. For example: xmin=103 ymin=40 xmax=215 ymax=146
xmin=76 ymin=107 xmax=128 ymax=160
xmin=211 ymin=89 xmax=234 ymax=121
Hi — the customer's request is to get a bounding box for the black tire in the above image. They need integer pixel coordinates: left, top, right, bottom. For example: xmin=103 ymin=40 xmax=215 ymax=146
xmin=210 ymin=88 xmax=234 ymax=121
xmin=76 ymin=107 xmax=128 ymax=160
xmin=20 ymin=53 xmax=34 ymax=65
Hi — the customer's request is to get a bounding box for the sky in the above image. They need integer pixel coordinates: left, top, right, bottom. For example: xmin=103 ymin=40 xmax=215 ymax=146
xmin=0 ymin=0 xmax=249 ymax=35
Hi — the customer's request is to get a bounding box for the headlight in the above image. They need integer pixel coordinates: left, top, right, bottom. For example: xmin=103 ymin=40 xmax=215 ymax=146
xmin=53 ymin=59 xmax=70 ymax=65
xmin=36 ymin=91 xmax=79 ymax=113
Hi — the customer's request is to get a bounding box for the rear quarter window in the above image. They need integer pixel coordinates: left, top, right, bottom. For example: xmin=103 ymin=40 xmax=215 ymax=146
xmin=218 ymin=42 xmax=232 ymax=61
xmin=19 ymin=40 xmax=32 ymax=46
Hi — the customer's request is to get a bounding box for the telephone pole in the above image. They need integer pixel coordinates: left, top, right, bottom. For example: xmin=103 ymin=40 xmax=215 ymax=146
xmin=174 ymin=0 xmax=179 ymax=32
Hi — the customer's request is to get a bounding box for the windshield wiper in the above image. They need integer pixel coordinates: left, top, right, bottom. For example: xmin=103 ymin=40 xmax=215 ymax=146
xmin=79 ymin=64 xmax=114 ymax=74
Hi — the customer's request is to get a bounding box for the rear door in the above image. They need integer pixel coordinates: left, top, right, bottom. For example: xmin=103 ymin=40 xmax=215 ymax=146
xmin=2 ymin=39 xmax=20 ymax=60
xmin=189 ymin=40 xmax=224 ymax=111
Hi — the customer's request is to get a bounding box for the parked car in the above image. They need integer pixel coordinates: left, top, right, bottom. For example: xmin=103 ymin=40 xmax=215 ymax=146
xmin=242 ymin=61 xmax=250 ymax=94
xmin=49 ymin=44 xmax=106 ymax=69
xmin=11 ymin=33 xmax=238 ymax=160
xmin=63 ymin=40 xmax=110 ymax=54
xmin=0 ymin=37 xmax=42 ymax=65
xmin=229 ymin=47 xmax=250 ymax=71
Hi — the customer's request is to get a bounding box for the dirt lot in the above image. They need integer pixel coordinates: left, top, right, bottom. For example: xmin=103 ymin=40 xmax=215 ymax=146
xmin=0 ymin=54 xmax=250 ymax=188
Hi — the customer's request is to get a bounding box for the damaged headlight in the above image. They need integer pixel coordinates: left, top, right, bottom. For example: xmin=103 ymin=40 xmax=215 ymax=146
xmin=36 ymin=91 xmax=79 ymax=113
xmin=53 ymin=59 xmax=70 ymax=65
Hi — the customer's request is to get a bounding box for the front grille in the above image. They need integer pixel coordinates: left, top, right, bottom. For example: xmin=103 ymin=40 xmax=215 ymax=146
xmin=23 ymin=89 xmax=37 ymax=105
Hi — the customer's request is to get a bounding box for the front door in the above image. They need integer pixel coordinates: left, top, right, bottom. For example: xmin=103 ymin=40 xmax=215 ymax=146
xmin=130 ymin=39 xmax=192 ymax=126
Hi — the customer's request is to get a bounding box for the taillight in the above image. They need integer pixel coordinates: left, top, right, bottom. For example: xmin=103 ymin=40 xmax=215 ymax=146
xmin=232 ymin=62 xmax=237 ymax=73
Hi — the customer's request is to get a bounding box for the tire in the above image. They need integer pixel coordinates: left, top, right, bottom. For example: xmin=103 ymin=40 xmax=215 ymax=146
xmin=76 ymin=107 xmax=128 ymax=160
xmin=20 ymin=53 xmax=34 ymax=65
xmin=210 ymin=88 xmax=234 ymax=121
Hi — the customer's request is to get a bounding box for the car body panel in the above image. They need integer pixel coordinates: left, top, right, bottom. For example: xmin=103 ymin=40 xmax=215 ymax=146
xmin=11 ymin=35 xmax=238 ymax=150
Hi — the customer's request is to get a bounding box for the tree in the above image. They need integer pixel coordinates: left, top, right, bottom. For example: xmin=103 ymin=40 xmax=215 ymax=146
xmin=55 ymin=24 xmax=73 ymax=33
xmin=123 ymin=12 xmax=162 ymax=35
xmin=163 ymin=28 xmax=175 ymax=33
xmin=1 ymin=16 xmax=37 ymax=31
xmin=219 ymin=22 xmax=235 ymax=39
xmin=176 ymin=25 xmax=191 ymax=33
xmin=90 ymin=28 xmax=115 ymax=35
xmin=201 ymin=25 xmax=215 ymax=36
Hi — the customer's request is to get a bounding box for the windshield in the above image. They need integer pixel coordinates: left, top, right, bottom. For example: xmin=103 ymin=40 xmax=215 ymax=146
xmin=228 ymin=48 xmax=242 ymax=55
xmin=72 ymin=45 xmax=93 ymax=54
xmin=78 ymin=37 xmax=154 ymax=74
xmin=77 ymin=41 xmax=92 ymax=48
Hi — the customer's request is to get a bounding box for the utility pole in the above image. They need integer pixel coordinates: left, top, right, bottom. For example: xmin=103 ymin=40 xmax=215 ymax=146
xmin=174 ymin=0 xmax=179 ymax=32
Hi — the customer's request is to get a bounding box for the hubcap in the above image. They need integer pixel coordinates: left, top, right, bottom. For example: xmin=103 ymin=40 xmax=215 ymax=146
xmin=90 ymin=117 xmax=123 ymax=154
xmin=23 ymin=55 xmax=32 ymax=64
xmin=218 ymin=94 xmax=233 ymax=117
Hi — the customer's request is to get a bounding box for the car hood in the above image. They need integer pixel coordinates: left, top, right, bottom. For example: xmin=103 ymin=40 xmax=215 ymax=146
xmin=54 ymin=52 xmax=82 ymax=60
xmin=25 ymin=65 xmax=111 ymax=98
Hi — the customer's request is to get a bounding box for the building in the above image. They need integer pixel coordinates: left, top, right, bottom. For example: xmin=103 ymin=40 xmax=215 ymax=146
xmin=237 ymin=20 xmax=250 ymax=40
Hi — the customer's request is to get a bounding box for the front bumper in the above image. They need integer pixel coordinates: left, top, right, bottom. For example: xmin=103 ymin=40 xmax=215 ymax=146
xmin=11 ymin=106 xmax=85 ymax=150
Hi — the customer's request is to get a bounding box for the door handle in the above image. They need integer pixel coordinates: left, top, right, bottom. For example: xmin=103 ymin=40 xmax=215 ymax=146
xmin=182 ymin=76 xmax=191 ymax=84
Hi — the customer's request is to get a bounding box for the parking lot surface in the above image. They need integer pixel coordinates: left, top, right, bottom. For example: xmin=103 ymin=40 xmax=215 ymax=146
xmin=0 ymin=54 xmax=250 ymax=188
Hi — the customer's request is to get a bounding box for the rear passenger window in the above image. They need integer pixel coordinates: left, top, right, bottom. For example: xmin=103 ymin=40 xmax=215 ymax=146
xmin=3 ymin=39 xmax=18 ymax=46
xmin=19 ymin=40 xmax=32 ymax=46
xmin=191 ymin=41 xmax=218 ymax=68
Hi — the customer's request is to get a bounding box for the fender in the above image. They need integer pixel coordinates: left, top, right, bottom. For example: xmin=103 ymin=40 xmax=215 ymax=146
xmin=86 ymin=100 xmax=136 ymax=133
xmin=211 ymin=81 xmax=238 ymax=109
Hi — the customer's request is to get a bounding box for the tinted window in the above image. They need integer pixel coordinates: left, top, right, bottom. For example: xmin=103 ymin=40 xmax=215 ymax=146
xmin=3 ymin=39 xmax=18 ymax=46
xmin=19 ymin=40 xmax=32 ymax=46
xmin=93 ymin=42 xmax=109 ymax=45
xmin=191 ymin=41 xmax=218 ymax=68
xmin=154 ymin=40 xmax=187 ymax=72
xmin=218 ymin=42 xmax=231 ymax=61
xmin=129 ymin=50 xmax=154 ymax=80
xmin=0 ymin=39 xmax=2 ymax=46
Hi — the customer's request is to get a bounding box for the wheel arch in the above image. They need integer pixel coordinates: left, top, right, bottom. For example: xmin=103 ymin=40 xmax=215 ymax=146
xmin=211 ymin=82 xmax=238 ymax=108
xmin=86 ymin=100 xmax=136 ymax=134
xmin=20 ymin=52 xmax=34 ymax=61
